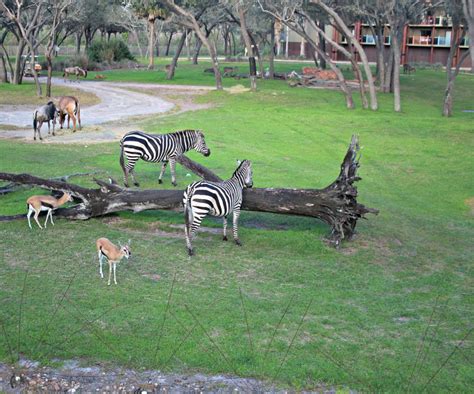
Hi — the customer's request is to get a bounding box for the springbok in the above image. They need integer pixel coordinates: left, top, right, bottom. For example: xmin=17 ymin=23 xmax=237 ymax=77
xmin=26 ymin=192 xmax=73 ymax=229
xmin=63 ymin=66 xmax=87 ymax=82
xmin=96 ymin=238 xmax=131 ymax=285
xmin=33 ymin=101 xmax=57 ymax=141
xmin=57 ymin=96 xmax=81 ymax=132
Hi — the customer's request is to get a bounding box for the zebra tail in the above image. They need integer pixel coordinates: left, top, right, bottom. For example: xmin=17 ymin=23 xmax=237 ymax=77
xmin=184 ymin=190 xmax=193 ymax=237
xmin=119 ymin=140 xmax=126 ymax=173
xmin=33 ymin=111 xmax=37 ymax=131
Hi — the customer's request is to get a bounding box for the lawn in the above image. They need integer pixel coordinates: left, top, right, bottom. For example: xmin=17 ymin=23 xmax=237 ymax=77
xmin=0 ymin=63 xmax=473 ymax=392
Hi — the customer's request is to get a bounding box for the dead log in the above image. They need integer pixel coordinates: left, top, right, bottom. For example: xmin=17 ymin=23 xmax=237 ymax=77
xmin=0 ymin=136 xmax=377 ymax=246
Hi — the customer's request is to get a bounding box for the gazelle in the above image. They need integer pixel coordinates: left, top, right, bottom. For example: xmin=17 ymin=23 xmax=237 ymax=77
xmin=96 ymin=238 xmax=131 ymax=285
xmin=26 ymin=192 xmax=73 ymax=229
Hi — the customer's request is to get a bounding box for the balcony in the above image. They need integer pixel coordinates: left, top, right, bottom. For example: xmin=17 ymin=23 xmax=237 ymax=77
xmin=361 ymin=35 xmax=375 ymax=44
xmin=407 ymin=36 xmax=432 ymax=46
xmin=433 ymin=36 xmax=451 ymax=46
xmin=460 ymin=37 xmax=470 ymax=47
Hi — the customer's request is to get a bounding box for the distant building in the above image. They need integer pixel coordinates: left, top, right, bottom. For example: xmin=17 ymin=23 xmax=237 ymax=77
xmin=286 ymin=12 xmax=471 ymax=69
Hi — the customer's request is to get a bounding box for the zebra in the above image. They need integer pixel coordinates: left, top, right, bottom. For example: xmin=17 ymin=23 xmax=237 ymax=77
xmin=33 ymin=101 xmax=57 ymax=141
xmin=119 ymin=129 xmax=211 ymax=187
xmin=183 ymin=160 xmax=253 ymax=256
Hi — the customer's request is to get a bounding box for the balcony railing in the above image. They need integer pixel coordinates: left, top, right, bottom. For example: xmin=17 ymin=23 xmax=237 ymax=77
xmin=433 ymin=36 xmax=451 ymax=46
xmin=408 ymin=36 xmax=432 ymax=45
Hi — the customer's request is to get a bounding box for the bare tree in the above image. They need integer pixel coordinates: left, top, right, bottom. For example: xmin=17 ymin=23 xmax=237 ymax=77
xmin=259 ymin=0 xmax=355 ymax=109
xmin=162 ymin=0 xmax=223 ymax=90
xmin=0 ymin=0 xmax=48 ymax=95
xmin=44 ymin=0 xmax=73 ymax=98
xmin=461 ymin=0 xmax=474 ymax=73
xmin=443 ymin=0 xmax=471 ymax=116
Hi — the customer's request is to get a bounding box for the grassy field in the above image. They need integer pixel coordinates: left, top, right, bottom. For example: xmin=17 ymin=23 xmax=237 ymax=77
xmin=0 ymin=62 xmax=473 ymax=392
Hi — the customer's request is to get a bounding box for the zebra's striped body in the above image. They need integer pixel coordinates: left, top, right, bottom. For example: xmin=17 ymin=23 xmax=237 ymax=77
xmin=183 ymin=160 xmax=253 ymax=256
xmin=119 ymin=130 xmax=210 ymax=187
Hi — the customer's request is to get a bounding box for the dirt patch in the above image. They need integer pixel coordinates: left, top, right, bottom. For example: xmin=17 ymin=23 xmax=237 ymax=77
xmin=464 ymin=197 xmax=474 ymax=216
xmin=226 ymin=84 xmax=250 ymax=94
xmin=1 ymin=360 xmax=274 ymax=393
xmin=142 ymin=273 xmax=161 ymax=281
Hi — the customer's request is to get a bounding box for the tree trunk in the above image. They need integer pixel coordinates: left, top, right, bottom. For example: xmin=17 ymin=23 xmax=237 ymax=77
xmin=238 ymin=6 xmax=257 ymax=91
xmin=268 ymin=20 xmax=275 ymax=79
xmin=0 ymin=136 xmax=377 ymax=246
xmin=165 ymin=32 xmax=174 ymax=56
xmin=147 ymin=17 xmax=156 ymax=69
xmin=391 ymin=31 xmax=401 ymax=112
xmin=12 ymin=39 xmax=26 ymax=85
xmin=26 ymin=43 xmax=42 ymax=96
xmin=318 ymin=21 xmax=326 ymax=69
xmin=167 ymin=31 xmax=187 ymax=79
xmin=0 ymin=54 xmax=7 ymax=83
xmin=249 ymin=33 xmax=264 ymax=78
xmin=46 ymin=54 xmax=53 ymax=97
xmin=75 ymin=32 xmax=82 ymax=55
xmin=192 ymin=36 xmax=202 ymax=64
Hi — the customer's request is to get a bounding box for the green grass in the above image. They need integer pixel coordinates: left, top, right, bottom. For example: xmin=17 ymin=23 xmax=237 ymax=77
xmin=0 ymin=64 xmax=473 ymax=392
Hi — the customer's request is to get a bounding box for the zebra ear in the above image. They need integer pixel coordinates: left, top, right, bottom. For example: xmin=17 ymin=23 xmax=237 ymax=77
xmin=127 ymin=239 xmax=131 ymax=246
xmin=236 ymin=159 xmax=242 ymax=165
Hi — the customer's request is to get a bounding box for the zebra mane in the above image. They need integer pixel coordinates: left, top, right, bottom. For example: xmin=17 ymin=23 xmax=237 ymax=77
xmin=232 ymin=160 xmax=250 ymax=177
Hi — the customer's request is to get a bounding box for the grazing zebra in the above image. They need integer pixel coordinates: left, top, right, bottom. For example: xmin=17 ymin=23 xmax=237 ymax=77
xmin=63 ymin=66 xmax=87 ymax=82
xmin=119 ymin=130 xmax=211 ymax=187
xmin=33 ymin=101 xmax=57 ymax=141
xmin=183 ymin=160 xmax=253 ymax=256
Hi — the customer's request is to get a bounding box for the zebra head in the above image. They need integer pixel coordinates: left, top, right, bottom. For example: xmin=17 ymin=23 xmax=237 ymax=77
xmin=234 ymin=160 xmax=253 ymax=188
xmin=194 ymin=130 xmax=211 ymax=157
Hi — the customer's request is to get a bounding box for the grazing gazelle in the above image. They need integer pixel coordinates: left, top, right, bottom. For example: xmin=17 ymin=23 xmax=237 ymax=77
xmin=96 ymin=238 xmax=131 ymax=285
xmin=26 ymin=192 xmax=73 ymax=229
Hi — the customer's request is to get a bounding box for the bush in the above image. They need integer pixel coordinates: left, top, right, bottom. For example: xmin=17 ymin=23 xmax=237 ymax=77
xmin=87 ymin=39 xmax=135 ymax=63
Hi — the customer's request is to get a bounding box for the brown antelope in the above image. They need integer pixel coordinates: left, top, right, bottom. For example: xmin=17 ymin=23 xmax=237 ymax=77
xmin=26 ymin=192 xmax=73 ymax=229
xmin=96 ymin=238 xmax=131 ymax=285
xmin=63 ymin=66 xmax=87 ymax=82
xmin=57 ymin=96 xmax=81 ymax=132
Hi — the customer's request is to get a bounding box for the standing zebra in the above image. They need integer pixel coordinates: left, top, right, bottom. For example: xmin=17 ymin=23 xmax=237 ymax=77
xmin=120 ymin=130 xmax=211 ymax=187
xmin=183 ymin=160 xmax=253 ymax=256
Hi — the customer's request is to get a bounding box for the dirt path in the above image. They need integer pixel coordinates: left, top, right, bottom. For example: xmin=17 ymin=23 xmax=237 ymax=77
xmin=1 ymin=360 xmax=276 ymax=393
xmin=0 ymin=79 xmax=214 ymax=144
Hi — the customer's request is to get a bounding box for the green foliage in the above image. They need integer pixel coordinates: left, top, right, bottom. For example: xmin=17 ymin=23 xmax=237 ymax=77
xmin=87 ymin=39 xmax=135 ymax=63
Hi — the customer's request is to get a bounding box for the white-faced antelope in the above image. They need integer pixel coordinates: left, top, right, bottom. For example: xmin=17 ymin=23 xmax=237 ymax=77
xmin=26 ymin=192 xmax=73 ymax=229
xmin=96 ymin=238 xmax=131 ymax=285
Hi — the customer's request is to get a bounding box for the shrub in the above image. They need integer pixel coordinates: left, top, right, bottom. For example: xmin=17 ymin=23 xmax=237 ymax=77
xmin=87 ymin=39 xmax=135 ymax=63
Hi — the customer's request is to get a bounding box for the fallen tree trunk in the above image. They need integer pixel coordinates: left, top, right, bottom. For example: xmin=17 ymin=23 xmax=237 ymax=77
xmin=0 ymin=136 xmax=377 ymax=246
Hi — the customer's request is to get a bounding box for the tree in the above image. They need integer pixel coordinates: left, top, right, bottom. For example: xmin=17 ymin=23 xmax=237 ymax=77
xmin=0 ymin=0 xmax=48 ymax=94
xmin=162 ymin=0 xmax=223 ymax=90
xmin=131 ymin=0 xmax=167 ymax=69
xmin=461 ymin=0 xmax=474 ymax=73
xmin=443 ymin=0 xmax=471 ymax=116
xmin=310 ymin=0 xmax=378 ymax=110
xmin=44 ymin=0 xmax=74 ymax=98
xmin=259 ymin=0 xmax=355 ymax=109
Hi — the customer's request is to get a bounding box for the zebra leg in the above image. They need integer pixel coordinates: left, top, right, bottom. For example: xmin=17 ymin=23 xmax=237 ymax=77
xmin=186 ymin=213 xmax=204 ymax=256
xmin=233 ymin=209 xmax=242 ymax=246
xmin=158 ymin=161 xmax=168 ymax=184
xmin=223 ymin=216 xmax=228 ymax=241
xmin=131 ymin=169 xmax=140 ymax=187
xmin=47 ymin=121 xmax=51 ymax=135
xmin=37 ymin=122 xmax=43 ymax=141
xmin=170 ymin=159 xmax=177 ymax=187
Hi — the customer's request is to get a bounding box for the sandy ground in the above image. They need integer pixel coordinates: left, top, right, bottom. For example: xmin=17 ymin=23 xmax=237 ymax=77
xmin=0 ymin=78 xmax=214 ymax=144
